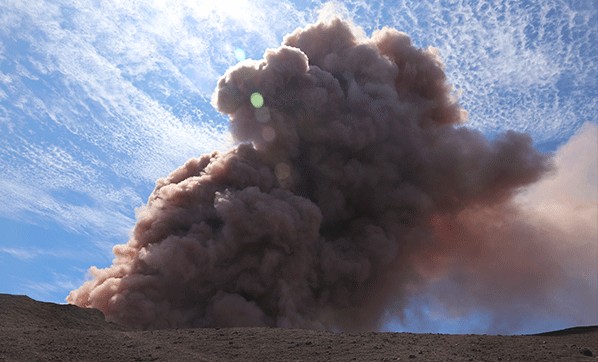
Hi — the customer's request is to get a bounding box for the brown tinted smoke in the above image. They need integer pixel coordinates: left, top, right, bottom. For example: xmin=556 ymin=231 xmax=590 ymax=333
xmin=68 ymin=19 xmax=560 ymax=331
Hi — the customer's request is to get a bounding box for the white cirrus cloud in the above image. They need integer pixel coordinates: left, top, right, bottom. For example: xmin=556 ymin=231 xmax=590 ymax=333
xmin=1 ymin=0 xmax=595 ymax=256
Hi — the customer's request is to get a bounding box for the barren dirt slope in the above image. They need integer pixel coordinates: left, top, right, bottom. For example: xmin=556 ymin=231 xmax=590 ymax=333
xmin=0 ymin=294 xmax=596 ymax=361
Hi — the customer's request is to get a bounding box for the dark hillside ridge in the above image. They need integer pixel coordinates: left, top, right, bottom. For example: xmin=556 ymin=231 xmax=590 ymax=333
xmin=534 ymin=325 xmax=598 ymax=336
xmin=0 ymin=293 xmax=120 ymax=330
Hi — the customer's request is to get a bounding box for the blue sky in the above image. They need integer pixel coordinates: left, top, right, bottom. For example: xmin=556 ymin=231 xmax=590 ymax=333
xmin=1 ymin=0 xmax=596 ymax=334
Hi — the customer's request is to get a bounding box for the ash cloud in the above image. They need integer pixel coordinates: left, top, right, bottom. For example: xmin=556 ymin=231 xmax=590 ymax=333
xmin=69 ymin=19 xmax=592 ymax=332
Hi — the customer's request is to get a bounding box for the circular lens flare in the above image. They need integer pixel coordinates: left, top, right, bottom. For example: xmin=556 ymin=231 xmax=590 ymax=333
xmin=262 ymin=126 xmax=275 ymax=142
xmin=250 ymin=92 xmax=264 ymax=108
xmin=254 ymin=107 xmax=270 ymax=123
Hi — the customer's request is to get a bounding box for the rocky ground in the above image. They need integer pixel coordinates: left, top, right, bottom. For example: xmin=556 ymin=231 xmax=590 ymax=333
xmin=1 ymin=294 xmax=596 ymax=361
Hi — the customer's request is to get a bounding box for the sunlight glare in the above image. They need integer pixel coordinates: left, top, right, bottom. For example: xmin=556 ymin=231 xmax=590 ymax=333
xmin=234 ymin=48 xmax=246 ymax=62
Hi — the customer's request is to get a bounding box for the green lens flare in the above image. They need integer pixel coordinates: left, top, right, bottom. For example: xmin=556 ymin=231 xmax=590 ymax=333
xmin=250 ymin=92 xmax=264 ymax=108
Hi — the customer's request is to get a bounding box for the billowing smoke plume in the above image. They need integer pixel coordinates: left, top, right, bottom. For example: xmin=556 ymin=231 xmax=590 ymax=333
xmin=68 ymin=19 xmax=591 ymax=331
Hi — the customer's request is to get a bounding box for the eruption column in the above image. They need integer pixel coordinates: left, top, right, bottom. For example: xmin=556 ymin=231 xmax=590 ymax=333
xmin=68 ymin=19 xmax=560 ymax=331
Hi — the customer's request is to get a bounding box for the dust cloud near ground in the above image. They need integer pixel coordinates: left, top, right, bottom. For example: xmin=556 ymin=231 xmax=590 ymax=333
xmin=67 ymin=18 xmax=597 ymax=333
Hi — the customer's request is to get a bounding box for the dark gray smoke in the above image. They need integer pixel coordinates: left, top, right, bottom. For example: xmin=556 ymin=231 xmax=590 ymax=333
xmin=68 ymin=19 xmax=566 ymax=331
